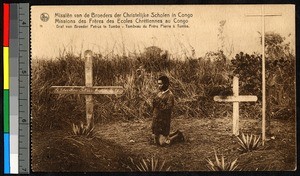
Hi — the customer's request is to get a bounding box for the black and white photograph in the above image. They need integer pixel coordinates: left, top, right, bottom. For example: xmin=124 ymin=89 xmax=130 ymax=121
xmin=30 ymin=5 xmax=296 ymax=172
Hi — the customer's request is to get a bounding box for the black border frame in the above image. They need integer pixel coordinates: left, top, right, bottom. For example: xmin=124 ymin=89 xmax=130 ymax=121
xmin=0 ymin=0 xmax=299 ymax=175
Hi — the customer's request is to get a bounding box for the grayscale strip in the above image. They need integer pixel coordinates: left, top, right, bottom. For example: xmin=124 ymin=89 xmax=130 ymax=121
xmin=18 ymin=3 xmax=30 ymax=174
xmin=9 ymin=3 xmax=19 ymax=174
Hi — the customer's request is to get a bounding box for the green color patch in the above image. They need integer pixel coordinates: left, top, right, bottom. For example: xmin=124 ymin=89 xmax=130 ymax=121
xmin=4 ymin=90 xmax=9 ymax=132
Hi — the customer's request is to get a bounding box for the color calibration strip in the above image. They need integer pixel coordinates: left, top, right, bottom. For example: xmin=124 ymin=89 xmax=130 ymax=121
xmin=3 ymin=3 xmax=10 ymax=174
xmin=3 ymin=3 xmax=30 ymax=174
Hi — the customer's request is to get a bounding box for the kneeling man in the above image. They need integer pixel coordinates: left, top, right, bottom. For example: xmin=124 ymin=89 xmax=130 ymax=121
xmin=152 ymin=75 xmax=184 ymax=146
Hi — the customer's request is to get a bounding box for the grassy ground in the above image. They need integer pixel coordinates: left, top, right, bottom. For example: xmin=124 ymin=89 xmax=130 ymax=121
xmin=32 ymin=116 xmax=296 ymax=172
xmin=31 ymin=131 xmax=132 ymax=172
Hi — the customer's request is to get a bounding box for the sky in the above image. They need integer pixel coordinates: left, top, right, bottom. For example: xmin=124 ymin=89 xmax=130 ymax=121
xmin=31 ymin=5 xmax=295 ymax=59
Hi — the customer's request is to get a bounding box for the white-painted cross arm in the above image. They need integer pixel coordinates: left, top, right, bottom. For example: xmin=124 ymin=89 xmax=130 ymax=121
xmin=50 ymin=86 xmax=124 ymax=95
xmin=214 ymin=95 xmax=258 ymax=102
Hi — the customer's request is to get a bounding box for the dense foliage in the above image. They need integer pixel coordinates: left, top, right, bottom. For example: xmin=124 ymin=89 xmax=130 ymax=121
xmin=231 ymin=32 xmax=295 ymax=120
xmin=32 ymin=32 xmax=295 ymax=131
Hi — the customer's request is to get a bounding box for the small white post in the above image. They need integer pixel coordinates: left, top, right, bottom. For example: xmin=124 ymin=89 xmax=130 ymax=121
xmin=232 ymin=76 xmax=239 ymax=136
xmin=261 ymin=5 xmax=266 ymax=146
xmin=85 ymin=51 xmax=94 ymax=129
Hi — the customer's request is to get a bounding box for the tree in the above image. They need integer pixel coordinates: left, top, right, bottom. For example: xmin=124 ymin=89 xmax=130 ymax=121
xmin=140 ymin=46 xmax=169 ymax=72
xmin=262 ymin=31 xmax=292 ymax=60
xmin=232 ymin=32 xmax=295 ymax=135
xmin=144 ymin=46 xmax=163 ymax=58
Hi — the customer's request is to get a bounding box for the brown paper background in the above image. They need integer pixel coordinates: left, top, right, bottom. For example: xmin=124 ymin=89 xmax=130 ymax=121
xmin=31 ymin=5 xmax=295 ymax=59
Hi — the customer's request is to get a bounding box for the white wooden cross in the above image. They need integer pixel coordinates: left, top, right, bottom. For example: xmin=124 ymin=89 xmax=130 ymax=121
xmin=214 ymin=76 xmax=258 ymax=136
xmin=245 ymin=5 xmax=281 ymax=145
xmin=50 ymin=50 xmax=124 ymax=129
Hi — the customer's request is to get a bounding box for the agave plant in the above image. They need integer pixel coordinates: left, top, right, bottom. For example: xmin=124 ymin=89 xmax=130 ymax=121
xmin=72 ymin=122 xmax=94 ymax=137
xmin=128 ymin=156 xmax=171 ymax=171
xmin=236 ymin=133 xmax=261 ymax=152
xmin=206 ymin=150 xmax=238 ymax=171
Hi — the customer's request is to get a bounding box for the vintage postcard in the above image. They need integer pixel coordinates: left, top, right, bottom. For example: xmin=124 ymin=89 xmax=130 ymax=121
xmin=31 ymin=5 xmax=296 ymax=172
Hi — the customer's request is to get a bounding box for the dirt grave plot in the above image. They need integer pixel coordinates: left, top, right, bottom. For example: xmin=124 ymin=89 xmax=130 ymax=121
xmin=95 ymin=117 xmax=296 ymax=171
xmin=32 ymin=116 xmax=295 ymax=172
xmin=32 ymin=130 xmax=132 ymax=172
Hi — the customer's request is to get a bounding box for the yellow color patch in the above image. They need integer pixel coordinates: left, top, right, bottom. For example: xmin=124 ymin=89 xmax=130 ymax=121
xmin=3 ymin=47 xmax=9 ymax=89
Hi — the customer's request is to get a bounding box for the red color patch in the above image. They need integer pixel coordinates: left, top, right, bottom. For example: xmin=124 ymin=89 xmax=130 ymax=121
xmin=3 ymin=3 xmax=10 ymax=46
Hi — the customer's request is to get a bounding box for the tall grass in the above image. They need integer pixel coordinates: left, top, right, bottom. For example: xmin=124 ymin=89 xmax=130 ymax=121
xmin=31 ymin=48 xmax=295 ymax=131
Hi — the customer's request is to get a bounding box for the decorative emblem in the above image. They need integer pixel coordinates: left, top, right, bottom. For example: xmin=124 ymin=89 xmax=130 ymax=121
xmin=40 ymin=13 xmax=49 ymax=22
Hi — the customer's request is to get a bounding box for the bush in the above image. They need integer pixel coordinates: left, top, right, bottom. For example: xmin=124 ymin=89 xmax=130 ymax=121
xmin=231 ymin=52 xmax=295 ymax=119
xmin=236 ymin=133 xmax=261 ymax=153
xmin=206 ymin=150 xmax=238 ymax=171
xmin=128 ymin=156 xmax=171 ymax=171
xmin=32 ymin=40 xmax=295 ymax=131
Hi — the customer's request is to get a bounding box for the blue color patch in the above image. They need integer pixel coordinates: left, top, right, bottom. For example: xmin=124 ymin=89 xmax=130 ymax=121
xmin=4 ymin=133 xmax=10 ymax=174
